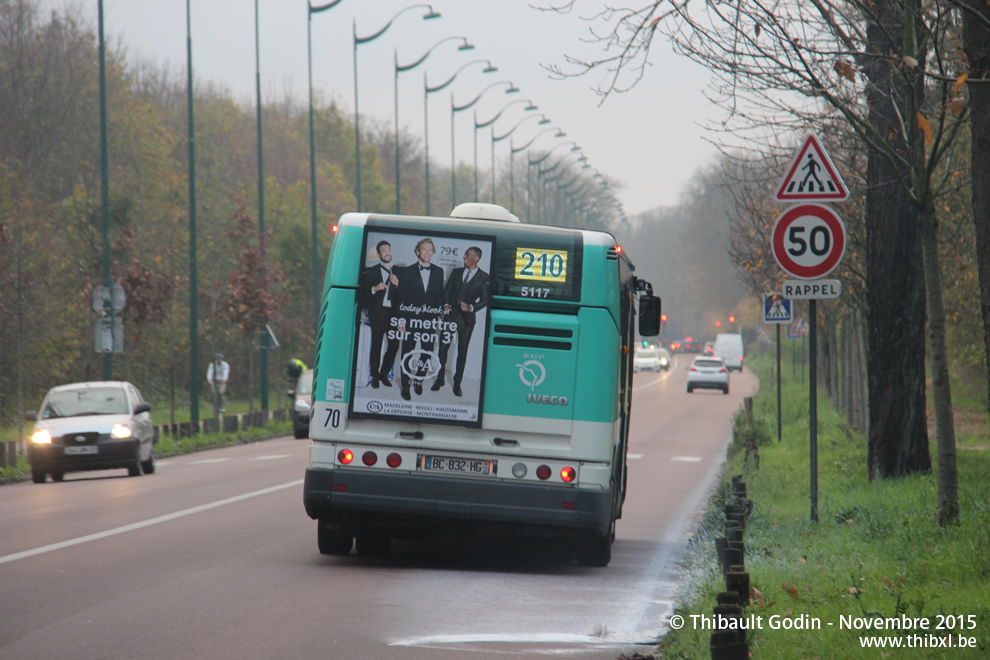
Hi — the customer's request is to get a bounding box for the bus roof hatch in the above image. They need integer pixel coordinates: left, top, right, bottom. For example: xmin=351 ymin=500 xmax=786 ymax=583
xmin=450 ymin=203 xmax=520 ymax=223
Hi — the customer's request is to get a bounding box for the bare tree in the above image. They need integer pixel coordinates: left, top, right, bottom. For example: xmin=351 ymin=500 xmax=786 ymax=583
xmin=540 ymin=0 xmax=967 ymax=522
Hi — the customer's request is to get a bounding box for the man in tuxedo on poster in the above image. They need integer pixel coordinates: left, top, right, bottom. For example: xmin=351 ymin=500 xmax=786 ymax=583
xmin=359 ymin=240 xmax=400 ymax=389
xmin=395 ymin=237 xmax=445 ymax=401
xmin=434 ymin=246 xmax=490 ymax=397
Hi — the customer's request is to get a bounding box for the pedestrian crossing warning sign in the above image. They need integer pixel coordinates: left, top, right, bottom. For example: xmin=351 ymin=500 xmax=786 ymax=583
xmin=776 ymin=134 xmax=849 ymax=202
xmin=763 ymin=292 xmax=792 ymax=324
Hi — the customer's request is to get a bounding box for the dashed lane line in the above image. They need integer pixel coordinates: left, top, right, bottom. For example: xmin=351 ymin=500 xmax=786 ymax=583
xmin=0 ymin=480 xmax=304 ymax=565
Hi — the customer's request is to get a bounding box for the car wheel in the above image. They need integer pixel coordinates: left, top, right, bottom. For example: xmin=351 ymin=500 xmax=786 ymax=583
xmin=686 ymin=385 xmax=694 ymax=393
xmin=31 ymin=470 xmax=46 ymax=484
xmin=317 ymin=517 xmax=353 ymax=555
xmin=51 ymin=472 xmax=64 ymax=482
xmin=141 ymin=450 xmax=156 ymax=474
xmin=293 ymin=427 xmax=307 ymax=439
xmin=575 ymin=521 xmax=613 ymax=567
xmin=723 ymin=385 xmax=730 ymax=395
xmin=355 ymin=536 xmax=391 ymax=557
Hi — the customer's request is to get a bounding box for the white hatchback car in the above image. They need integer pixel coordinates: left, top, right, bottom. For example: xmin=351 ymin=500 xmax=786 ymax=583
xmin=26 ymin=381 xmax=156 ymax=483
xmin=634 ymin=348 xmax=670 ymax=372
xmin=686 ymin=356 xmax=730 ymax=394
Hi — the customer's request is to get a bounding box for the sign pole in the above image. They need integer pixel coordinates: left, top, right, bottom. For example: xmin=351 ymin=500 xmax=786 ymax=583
xmin=777 ymin=324 xmax=782 ymax=443
xmin=809 ymin=299 xmax=819 ymax=522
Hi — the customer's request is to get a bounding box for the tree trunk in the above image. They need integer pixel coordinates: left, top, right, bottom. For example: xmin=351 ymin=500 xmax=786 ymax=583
xmin=863 ymin=0 xmax=931 ymax=479
xmin=919 ymin=206 xmax=959 ymax=525
xmin=963 ymin=1 xmax=990 ymax=413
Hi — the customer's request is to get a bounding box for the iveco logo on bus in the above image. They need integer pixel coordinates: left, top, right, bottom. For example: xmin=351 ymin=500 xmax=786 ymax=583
xmin=517 ymin=358 xmax=569 ymax=406
xmin=526 ymin=393 xmax=569 ymax=406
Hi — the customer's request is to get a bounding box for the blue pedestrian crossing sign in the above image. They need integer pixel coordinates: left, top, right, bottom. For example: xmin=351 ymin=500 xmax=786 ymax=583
xmin=763 ymin=292 xmax=792 ymax=324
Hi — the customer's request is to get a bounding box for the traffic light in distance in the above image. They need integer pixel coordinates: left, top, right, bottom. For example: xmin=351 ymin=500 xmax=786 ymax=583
xmin=715 ymin=320 xmax=721 ymax=327
xmin=660 ymin=314 xmax=667 ymax=323
xmin=728 ymin=315 xmax=736 ymax=323
xmin=642 ymin=340 xmax=648 ymax=348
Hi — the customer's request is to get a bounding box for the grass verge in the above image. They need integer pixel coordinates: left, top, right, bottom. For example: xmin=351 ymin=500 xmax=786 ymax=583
xmin=659 ymin=350 xmax=990 ymax=659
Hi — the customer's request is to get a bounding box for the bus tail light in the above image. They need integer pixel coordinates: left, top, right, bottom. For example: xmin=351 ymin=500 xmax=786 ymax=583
xmin=362 ymin=451 xmax=378 ymax=466
xmin=338 ymin=449 xmax=354 ymax=464
xmin=386 ymin=453 xmax=402 ymax=468
xmin=562 ymin=501 xmax=577 ymax=510
xmin=561 ymin=466 xmax=576 ymax=482
xmin=536 ymin=465 xmax=552 ymax=480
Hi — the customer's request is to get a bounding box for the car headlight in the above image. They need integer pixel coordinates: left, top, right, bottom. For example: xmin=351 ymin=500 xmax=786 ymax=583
xmin=111 ymin=423 xmax=133 ymax=439
xmin=294 ymin=398 xmax=311 ymax=414
xmin=660 ymin=358 xmax=668 ymax=366
xmin=32 ymin=429 xmax=52 ymax=444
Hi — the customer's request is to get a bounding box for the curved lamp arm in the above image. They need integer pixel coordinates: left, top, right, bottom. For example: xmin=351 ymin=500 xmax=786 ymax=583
xmin=511 ymin=127 xmax=565 ymax=154
xmin=397 ymin=36 xmax=472 ymax=73
xmin=427 ymin=59 xmax=496 ymax=94
xmin=356 ymin=4 xmax=439 ymax=45
xmin=309 ymin=0 xmax=344 ymax=14
xmin=475 ymin=98 xmax=537 ymax=129
xmin=453 ymin=80 xmax=516 ymax=112
xmin=493 ymin=113 xmax=549 ymax=143
xmin=529 ymin=140 xmax=579 ymax=167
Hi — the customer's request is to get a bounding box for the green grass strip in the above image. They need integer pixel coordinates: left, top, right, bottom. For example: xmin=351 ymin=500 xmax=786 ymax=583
xmin=661 ymin=351 xmax=990 ymax=659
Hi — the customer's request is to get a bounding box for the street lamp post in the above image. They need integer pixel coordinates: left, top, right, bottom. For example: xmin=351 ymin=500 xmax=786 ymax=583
xmin=511 ymin=126 xmax=565 ymax=218
xmin=186 ymin=0 xmax=199 ymax=422
xmin=354 ymin=4 xmax=440 ymax=212
xmin=474 ymin=99 xmax=536 ymax=201
xmin=394 ymin=36 xmax=473 ymax=214
xmin=253 ymin=0 xmax=271 ymax=411
xmin=307 ymin=1 xmax=344 ymax=335
xmin=423 ymin=60 xmax=495 ymax=215
xmin=451 ymin=80 xmax=515 ymax=207
xmin=529 ymin=141 xmax=580 ymax=223
xmin=492 ymin=113 xmax=549 ymax=207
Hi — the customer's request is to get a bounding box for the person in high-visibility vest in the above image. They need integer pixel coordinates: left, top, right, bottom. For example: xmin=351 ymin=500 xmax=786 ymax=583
xmin=286 ymin=358 xmax=308 ymax=381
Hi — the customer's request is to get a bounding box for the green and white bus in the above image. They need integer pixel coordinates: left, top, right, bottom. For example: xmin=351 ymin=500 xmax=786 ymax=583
xmin=303 ymin=203 xmax=660 ymax=566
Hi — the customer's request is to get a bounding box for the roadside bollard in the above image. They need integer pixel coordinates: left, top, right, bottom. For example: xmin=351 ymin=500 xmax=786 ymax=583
xmin=710 ymin=628 xmax=749 ymax=660
xmin=725 ymin=566 xmax=750 ymax=608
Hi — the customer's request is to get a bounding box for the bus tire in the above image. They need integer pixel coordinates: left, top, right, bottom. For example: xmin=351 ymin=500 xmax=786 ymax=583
xmin=317 ymin=518 xmax=353 ymax=555
xmin=576 ymin=523 xmax=613 ymax=567
xmin=356 ymin=536 xmax=391 ymax=557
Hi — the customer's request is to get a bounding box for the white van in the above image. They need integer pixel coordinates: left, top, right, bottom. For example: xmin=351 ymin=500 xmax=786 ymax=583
xmin=714 ymin=333 xmax=744 ymax=372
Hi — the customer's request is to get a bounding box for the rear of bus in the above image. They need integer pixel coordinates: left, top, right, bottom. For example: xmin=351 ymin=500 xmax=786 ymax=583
xmin=303 ymin=205 xmax=659 ymax=566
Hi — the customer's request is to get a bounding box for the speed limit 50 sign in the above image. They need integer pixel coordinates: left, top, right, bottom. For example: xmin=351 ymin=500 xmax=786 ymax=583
xmin=771 ymin=203 xmax=846 ymax=280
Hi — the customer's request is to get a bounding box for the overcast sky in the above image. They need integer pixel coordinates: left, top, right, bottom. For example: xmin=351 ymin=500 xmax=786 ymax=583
xmin=80 ymin=0 xmax=721 ymax=216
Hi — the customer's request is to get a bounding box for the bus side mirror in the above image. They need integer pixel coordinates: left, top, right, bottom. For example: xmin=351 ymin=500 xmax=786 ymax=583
xmin=638 ymin=295 xmax=661 ymax=337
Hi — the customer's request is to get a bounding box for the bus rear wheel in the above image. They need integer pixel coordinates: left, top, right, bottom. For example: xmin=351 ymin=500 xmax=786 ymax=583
xmin=317 ymin=517 xmax=353 ymax=555
xmin=576 ymin=523 xmax=613 ymax=567
xmin=356 ymin=536 xmax=391 ymax=557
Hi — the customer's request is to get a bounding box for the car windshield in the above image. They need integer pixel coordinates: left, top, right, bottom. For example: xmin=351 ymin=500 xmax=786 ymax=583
xmin=42 ymin=387 xmax=128 ymax=419
xmin=694 ymin=359 xmax=724 ymax=369
xmin=297 ymin=370 xmax=314 ymax=396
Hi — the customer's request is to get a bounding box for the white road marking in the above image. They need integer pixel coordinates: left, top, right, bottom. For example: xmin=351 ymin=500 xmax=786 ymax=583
xmin=391 ymin=630 xmax=658 ymax=647
xmin=671 ymin=456 xmax=703 ymax=462
xmin=0 ymin=480 xmax=304 ymax=565
xmin=251 ymin=454 xmax=290 ymax=461
xmin=628 ymin=454 xmax=644 ymax=460
xmin=191 ymin=458 xmax=231 ymax=464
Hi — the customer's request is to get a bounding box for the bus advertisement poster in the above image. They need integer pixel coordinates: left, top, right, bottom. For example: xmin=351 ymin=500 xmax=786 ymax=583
xmin=350 ymin=226 xmax=494 ymax=427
